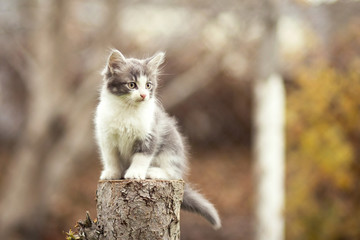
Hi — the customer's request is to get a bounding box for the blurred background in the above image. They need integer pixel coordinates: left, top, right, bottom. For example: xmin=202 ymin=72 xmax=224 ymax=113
xmin=1 ymin=0 xmax=360 ymax=239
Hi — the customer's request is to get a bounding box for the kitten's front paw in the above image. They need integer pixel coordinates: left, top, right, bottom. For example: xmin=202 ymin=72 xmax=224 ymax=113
xmin=124 ymin=167 xmax=147 ymax=180
xmin=100 ymin=169 xmax=121 ymax=180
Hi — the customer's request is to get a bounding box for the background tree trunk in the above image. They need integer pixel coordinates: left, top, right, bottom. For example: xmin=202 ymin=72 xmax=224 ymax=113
xmin=253 ymin=0 xmax=285 ymax=240
xmin=96 ymin=180 xmax=184 ymax=240
xmin=0 ymin=1 xmax=121 ymax=239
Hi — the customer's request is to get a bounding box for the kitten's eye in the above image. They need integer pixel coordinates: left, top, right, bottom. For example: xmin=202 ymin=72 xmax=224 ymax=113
xmin=146 ymin=82 xmax=152 ymax=89
xmin=127 ymin=82 xmax=137 ymax=89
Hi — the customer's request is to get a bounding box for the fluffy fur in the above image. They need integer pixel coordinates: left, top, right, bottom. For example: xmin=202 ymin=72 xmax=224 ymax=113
xmin=94 ymin=49 xmax=221 ymax=229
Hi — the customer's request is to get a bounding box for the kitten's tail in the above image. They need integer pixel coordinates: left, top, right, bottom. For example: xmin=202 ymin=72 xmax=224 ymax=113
xmin=181 ymin=184 xmax=221 ymax=229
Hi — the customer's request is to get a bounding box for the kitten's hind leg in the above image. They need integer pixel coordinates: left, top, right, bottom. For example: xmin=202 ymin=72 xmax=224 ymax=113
xmin=153 ymin=153 xmax=185 ymax=180
xmin=146 ymin=167 xmax=169 ymax=179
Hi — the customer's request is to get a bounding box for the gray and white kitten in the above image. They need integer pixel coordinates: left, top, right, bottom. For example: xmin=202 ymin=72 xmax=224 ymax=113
xmin=94 ymin=49 xmax=221 ymax=229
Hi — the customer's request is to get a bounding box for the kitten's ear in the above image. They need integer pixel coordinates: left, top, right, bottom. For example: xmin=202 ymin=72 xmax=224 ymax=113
xmin=146 ymin=52 xmax=165 ymax=71
xmin=103 ymin=49 xmax=127 ymax=75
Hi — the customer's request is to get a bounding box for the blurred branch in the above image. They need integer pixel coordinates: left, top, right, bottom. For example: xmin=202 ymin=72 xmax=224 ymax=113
xmin=283 ymin=0 xmax=360 ymax=47
xmin=161 ymin=53 xmax=222 ymax=109
xmin=0 ymin=35 xmax=36 ymax=83
xmin=122 ymin=0 xmax=264 ymax=20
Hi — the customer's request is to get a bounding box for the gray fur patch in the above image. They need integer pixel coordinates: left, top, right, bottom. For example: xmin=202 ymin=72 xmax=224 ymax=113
xmin=104 ymin=58 xmax=157 ymax=97
xmin=106 ymin=78 xmax=130 ymax=96
xmin=132 ymin=134 xmax=157 ymax=155
xmin=156 ymin=126 xmax=183 ymax=156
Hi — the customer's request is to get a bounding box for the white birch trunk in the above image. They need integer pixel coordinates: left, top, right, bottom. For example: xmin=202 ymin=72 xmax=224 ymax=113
xmin=253 ymin=1 xmax=285 ymax=239
xmin=253 ymin=74 xmax=285 ymax=240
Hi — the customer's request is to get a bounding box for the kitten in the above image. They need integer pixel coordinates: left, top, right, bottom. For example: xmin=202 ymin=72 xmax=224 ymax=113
xmin=94 ymin=49 xmax=221 ymax=229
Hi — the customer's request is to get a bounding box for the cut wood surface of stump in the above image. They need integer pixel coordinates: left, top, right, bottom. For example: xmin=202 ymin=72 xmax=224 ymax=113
xmin=96 ymin=179 xmax=185 ymax=240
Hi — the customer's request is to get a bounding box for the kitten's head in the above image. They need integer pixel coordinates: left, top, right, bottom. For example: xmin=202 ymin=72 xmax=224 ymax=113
xmin=102 ymin=49 xmax=165 ymax=104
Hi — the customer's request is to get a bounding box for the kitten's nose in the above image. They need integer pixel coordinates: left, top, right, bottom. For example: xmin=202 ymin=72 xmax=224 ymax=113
xmin=140 ymin=93 xmax=147 ymax=100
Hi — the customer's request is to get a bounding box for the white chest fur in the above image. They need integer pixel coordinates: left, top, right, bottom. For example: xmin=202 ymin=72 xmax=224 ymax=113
xmin=95 ymin=90 xmax=155 ymax=160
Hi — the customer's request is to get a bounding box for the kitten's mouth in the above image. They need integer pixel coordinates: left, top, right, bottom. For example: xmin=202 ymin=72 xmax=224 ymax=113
xmin=136 ymin=98 xmax=146 ymax=103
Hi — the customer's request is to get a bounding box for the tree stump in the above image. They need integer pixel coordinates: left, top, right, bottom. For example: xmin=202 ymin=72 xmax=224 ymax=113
xmin=96 ymin=180 xmax=184 ymax=240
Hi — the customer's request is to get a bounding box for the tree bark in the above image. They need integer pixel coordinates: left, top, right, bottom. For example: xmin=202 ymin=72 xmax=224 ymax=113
xmin=95 ymin=180 xmax=184 ymax=240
